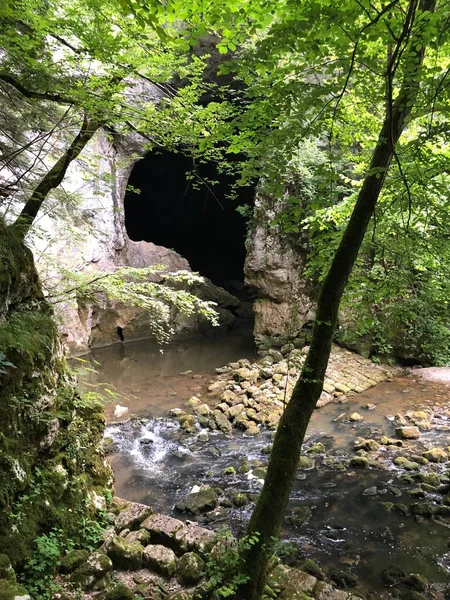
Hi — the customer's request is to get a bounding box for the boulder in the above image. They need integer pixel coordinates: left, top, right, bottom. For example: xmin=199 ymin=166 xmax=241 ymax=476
xmin=105 ymin=535 xmax=144 ymax=569
xmin=422 ymin=448 xmax=448 ymax=463
xmin=213 ymin=410 xmax=232 ymax=433
xmin=180 ymin=487 xmax=219 ymax=515
xmin=286 ymin=506 xmax=312 ymax=526
xmin=140 ymin=514 xmax=184 ymax=546
xmin=176 ymin=552 xmax=205 ymax=584
xmin=115 ymin=502 xmax=153 ymax=532
xmin=143 ymin=544 xmax=177 ymax=576
xmin=395 ymin=427 xmax=420 ymax=440
xmin=174 ymin=523 xmax=215 ymax=553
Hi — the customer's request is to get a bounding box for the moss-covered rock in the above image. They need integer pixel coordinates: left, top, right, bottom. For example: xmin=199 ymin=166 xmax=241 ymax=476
xmin=286 ymin=506 xmax=312 ymax=526
xmin=105 ymin=536 xmax=143 ymax=569
xmin=60 ymin=549 xmax=90 ymax=574
xmin=0 ymin=578 xmax=29 ymax=600
xmin=103 ymin=583 xmax=136 ymax=600
xmin=179 ymin=488 xmax=218 ymax=515
xmin=176 ymin=552 xmax=204 ymax=584
xmin=0 ymin=556 xmax=14 ymax=583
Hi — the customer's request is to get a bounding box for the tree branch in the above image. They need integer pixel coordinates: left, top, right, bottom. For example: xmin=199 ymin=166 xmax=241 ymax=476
xmin=0 ymin=71 xmax=75 ymax=104
xmin=11 ymin=114 xmax=101 ymax=238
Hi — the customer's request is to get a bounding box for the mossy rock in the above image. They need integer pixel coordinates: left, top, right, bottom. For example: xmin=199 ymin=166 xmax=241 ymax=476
xmin=381 ymin=565 xmax=405 ymax=586
xmin=300 ymin=559 xmax=324 ymax=581
xmin=60 ymin=549 xmax=90 ymax=574
xmin=181 ymin=488 xmax=219 ymax=515
xmin=106 ymin=536 xmax=143 ymax=569
xmin=307 ymin=443 xmax=325 ymax=454
xmin=176 ymin=552 xmax=205 ymax=585
xmin=0 ymin=578 xmax=28 ymax=600
xmin=222 ymin=466 xmax=236 ymax=476
xmin=286 ymin=506 xmax=312 ymax=526
xmin=0 ymin=556 xmax=14 ymax=582
xmin=329 ymin=568 xmax=358 ymax=589
xmin=298 ymin=456 xmax=314 ymax=470
xmin=103 ymin=583 xmax=136 ymax=600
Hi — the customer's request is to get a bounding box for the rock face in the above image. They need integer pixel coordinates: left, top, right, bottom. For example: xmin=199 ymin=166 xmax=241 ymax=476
xmin=244 ymin=190 xmax=315 ymax=346
xmin=26 ymin=127 xmax=242 ymax=355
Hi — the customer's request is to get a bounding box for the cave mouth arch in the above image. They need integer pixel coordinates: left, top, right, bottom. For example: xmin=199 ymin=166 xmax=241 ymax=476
xmin=124 ymin=150 xmax=255 ymax=291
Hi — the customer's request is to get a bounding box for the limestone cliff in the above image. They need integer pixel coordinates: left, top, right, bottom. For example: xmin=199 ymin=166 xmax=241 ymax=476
xmin=245 ymin=190 xmax=316 ymax=347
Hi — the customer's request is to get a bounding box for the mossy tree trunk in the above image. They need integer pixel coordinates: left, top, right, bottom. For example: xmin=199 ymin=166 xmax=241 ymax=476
xmin=237 ymin=1 xmax=436 ymax=597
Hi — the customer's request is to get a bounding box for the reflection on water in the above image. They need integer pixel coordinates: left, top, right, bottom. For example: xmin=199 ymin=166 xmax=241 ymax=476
xmin=83 ymin=334 xmax=450 ymax=594
xmin=79 ymin=323 xmax=256 ymax=420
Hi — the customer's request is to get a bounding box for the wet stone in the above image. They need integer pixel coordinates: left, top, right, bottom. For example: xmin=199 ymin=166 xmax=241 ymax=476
xmin=179 ymin=487 xmax=219 ymax=515
xmin=422 ymin=447 xmax=448 ymax=463
xmin=395 ymin=426 xmax=420 ymax=440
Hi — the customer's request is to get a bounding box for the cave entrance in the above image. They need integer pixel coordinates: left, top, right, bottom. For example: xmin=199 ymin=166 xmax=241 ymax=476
xmin=124 ymin=150 xmax=255 ymax=291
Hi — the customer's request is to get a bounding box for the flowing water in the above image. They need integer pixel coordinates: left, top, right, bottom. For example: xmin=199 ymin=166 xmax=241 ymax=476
xmin=80 ymin=329 xmax=450 ymax=595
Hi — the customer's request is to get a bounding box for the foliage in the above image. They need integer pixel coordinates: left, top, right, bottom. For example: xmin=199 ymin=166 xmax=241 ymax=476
xmin=200 ymin=530 xmax=260 ymax=598
xmin=50 ymin=265 xmax=220 ymax=345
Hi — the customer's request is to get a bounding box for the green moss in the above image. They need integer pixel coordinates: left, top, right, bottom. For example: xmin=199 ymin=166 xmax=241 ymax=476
xmin=0 ymin=579 xmax=27 ymax=600
xmin=60 ymin=549 xmax=90 ymax=574
xmin=103 ymin=583 xmax=136 ymax=600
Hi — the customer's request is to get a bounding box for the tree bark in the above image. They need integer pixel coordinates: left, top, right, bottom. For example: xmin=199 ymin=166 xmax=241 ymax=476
xmin=11 ymin=114 xmax=101 ymax=238
xmin=237 ymin=1 xmax=435 ymax=597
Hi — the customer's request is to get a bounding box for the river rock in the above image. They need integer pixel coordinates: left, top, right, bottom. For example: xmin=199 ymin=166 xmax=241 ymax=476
xmin=394 ymin=457 xmax=420 ymax=471
xmin=176 ymin=552 xmax=204 ymax=584
xmin=234 ymin=367 xmax=259 ymax=384
xmin=422 ymin=447 xmax=448 ymax=463
xmin=307 ymin=442 xmax=326 ymax=454
xmin=354 ymin=438 xmax=380 ymax=452
xmin=395 ymin=427 xmax=420 ymax=440
xmin=403 ymin=573 xmax=428 ymax=592
xmin=185 ymin=396 xmax=201 ymax=407
xmin=115 ymin=502 xmax=153 ymax=532
xmin=298 ymin=456 xmax=314 ymax=469
xmin=349 ymin=413 xmax=363 ymax=422
xmin=179 ymin=487 xmax=219 ymax=515
xmin=194 ymin=403 xmax=211 ymax=417
xmin=213 ymin=410 xmax=232 ymax=433
xmin=143 ymin=544 xmax=177 ymax=576
xmin=381 ymin=565 xmax=405 ymax=586
xmin=286 ymin=506 xmax=312 ymax=526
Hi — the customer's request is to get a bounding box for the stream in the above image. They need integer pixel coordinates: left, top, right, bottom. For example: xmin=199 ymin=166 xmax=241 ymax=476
xmin=80 ymin=327 xmax=450 ymax=595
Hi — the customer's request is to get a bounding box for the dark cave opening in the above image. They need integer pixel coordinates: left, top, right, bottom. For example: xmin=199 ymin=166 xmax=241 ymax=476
xmin=124 ymin=150 xmax=255 ymax=290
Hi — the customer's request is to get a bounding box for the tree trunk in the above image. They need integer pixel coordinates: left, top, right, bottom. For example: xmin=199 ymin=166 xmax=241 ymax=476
xmin=237 ymin=1 xmax=435 ymax=597
xmin=11 ymin=113 xmax=100 ymax=238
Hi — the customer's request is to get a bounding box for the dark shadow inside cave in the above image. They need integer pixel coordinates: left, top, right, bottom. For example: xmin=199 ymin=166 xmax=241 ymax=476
xmin=124 ymin=150 xmax=255 ymax=291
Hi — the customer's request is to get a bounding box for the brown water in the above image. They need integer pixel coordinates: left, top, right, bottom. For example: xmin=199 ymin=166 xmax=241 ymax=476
xmin=78 ymin=323 xmax=256 ymax=421
xmin=80 ymin=336 xmax=450 ymax=596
